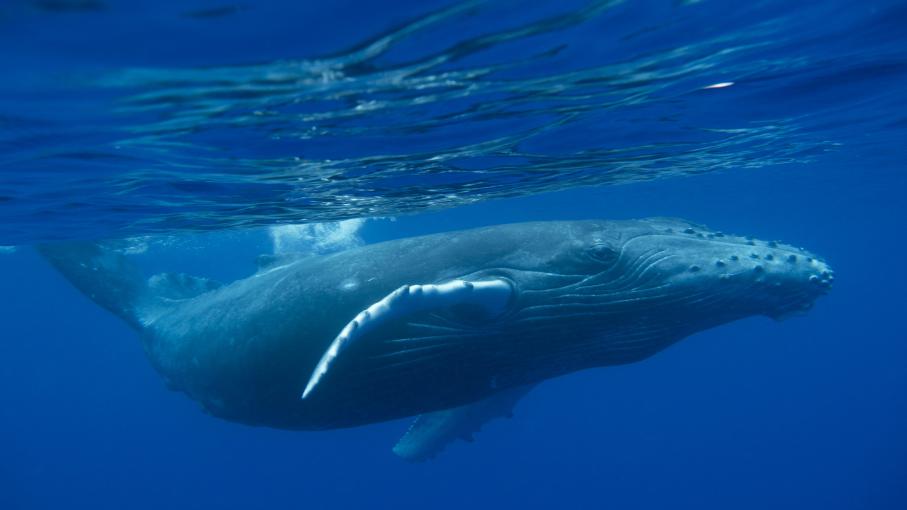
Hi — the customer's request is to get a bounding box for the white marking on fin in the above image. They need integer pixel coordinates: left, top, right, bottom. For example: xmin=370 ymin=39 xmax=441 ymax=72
xmin=301 ymin=278 xmax=512 ymax=399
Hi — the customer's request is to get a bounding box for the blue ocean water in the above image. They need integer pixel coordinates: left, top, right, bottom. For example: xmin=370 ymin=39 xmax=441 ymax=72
xmin=0 ymin=1 xmax=905 ymax=509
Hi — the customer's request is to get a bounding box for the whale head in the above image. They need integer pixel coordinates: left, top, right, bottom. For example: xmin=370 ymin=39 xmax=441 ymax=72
xmin=545 ymin=218 xmax=834 ymax=325
xmin=450 ymin=217 xmax=836 ymax=379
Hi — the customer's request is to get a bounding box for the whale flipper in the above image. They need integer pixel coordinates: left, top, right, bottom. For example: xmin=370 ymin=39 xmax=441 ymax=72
xmin=302 ymin=278 xmax=513 ymax=399
xmin=393 ymin=385 xmax=535 ymax=461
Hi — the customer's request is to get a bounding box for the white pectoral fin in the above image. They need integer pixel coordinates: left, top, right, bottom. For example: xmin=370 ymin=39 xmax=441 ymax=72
xmin=301 ymin=278 xmax=513 ymax=399
xmin=393 ymin=384 xmax=535 ymax=461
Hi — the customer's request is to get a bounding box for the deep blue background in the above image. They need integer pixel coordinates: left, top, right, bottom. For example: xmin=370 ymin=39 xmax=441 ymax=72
xmin=1 ymin=0 xmax=906 ymax=508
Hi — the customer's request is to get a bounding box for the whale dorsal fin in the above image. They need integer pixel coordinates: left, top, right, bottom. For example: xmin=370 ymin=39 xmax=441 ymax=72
xmin=393 ymin=385 xmax=535 ymax=461
xmin=148 ymin=272 xmax=222 ymax=301
xmin=301 ymin=278 xmax=514 ymax=399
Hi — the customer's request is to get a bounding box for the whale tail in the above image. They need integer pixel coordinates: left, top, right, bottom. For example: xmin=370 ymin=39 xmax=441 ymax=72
xmin=38 ymin=241 xmax=149 ymax=329
xmin=38 ymin=241 xmax=221 ymax=330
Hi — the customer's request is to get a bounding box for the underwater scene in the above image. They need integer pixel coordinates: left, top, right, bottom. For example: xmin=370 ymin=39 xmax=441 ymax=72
xmin=1 ymin=1 xmax=905 ymax=508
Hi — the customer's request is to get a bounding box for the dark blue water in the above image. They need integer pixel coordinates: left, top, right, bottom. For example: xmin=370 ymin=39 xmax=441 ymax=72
xmin=1 ymin=1 xmax=905 ymax=509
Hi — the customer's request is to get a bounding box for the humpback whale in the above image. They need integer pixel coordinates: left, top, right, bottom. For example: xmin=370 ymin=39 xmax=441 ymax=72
xmin=40 ymin=218 xmax=832 ymax=460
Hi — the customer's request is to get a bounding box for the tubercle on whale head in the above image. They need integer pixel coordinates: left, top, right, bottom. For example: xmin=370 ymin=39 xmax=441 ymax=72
xmin=575 ymin=218 xmax=833 ymax=321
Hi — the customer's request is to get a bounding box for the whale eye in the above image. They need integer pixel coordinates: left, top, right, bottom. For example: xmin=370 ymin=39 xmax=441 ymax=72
xmin=588 ymin=242 xmax=619 ymax=266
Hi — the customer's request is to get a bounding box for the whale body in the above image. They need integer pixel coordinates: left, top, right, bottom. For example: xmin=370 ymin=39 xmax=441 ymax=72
xmin=41 ymin=218 xmax=833 ymax=460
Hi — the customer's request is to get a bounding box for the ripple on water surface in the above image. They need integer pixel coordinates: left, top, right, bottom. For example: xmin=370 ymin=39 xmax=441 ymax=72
xmin=0 ymin=0 xmax=905 ymax=243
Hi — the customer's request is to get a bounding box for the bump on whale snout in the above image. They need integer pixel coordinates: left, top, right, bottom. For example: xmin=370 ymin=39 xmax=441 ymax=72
xmin=645 ymin=220 xmax=834 ymax=321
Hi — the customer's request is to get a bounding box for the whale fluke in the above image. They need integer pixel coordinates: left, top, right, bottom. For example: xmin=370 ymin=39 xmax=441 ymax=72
xmin=301 ymin=278 xmax=513 ymax=400
xmin=37 ymin=242 xmax=222 ymax=329
xmin=38 ymin=241 xmax=149 ymax=329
